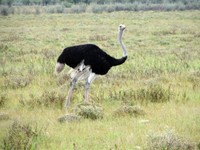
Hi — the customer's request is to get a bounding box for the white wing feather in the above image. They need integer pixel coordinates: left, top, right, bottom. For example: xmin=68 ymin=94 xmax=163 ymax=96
xmin=68 ymin=60 xmax=91 ymax=81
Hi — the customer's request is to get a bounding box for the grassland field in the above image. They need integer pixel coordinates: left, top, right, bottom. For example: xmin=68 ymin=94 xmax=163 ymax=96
xmin=0 ymin=11 xmax=200 ymax=149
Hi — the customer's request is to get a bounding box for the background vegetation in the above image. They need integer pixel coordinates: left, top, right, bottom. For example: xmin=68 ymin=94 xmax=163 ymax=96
xmin=0 ymin=0 xmax=200 ymax=15
xmin=0 ymin=0 xmax=199 ymax=6
xmin=0 ymin=10 xmax=200 ymax=149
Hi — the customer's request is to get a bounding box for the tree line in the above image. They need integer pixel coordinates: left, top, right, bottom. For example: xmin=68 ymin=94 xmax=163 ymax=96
xmin=0 ymin=0 xmax=198 ymax=6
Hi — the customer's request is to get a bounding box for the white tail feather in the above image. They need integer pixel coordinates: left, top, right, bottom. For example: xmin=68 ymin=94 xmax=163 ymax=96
xmin=55 ymin=62 xmax=65 ymax=75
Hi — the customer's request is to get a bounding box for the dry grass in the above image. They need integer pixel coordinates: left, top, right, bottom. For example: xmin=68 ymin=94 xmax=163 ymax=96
xmin=147 ymin=128 xmax=195 ymax=150
xmin=19 ymin=90 xmax=65 ymax=109
xmin=0 ymin=11 xmax=200 ymax=149
xmin=0 ymin=94 xmax=8 ymax=108
xmin=113 ymin=105 xmax=145 ymax=117
xmin=1 ymin=121 xmax=44 ymax=150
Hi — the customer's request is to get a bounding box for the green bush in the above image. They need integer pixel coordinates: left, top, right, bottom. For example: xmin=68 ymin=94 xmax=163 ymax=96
xmin=75 ymin=103 xmax=104 ymax=120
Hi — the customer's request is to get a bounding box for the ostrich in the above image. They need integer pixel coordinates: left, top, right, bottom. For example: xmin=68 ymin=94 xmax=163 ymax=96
xmin=55 ymin=24 xmax=127 ymax=110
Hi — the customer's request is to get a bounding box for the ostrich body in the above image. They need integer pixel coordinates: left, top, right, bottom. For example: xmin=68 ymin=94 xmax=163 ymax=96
xmin=55 ymin=25 xmax=127 ymax=110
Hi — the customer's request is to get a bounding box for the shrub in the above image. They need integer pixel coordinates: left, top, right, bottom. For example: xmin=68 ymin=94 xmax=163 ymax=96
xmin=71 ymin=4 xmax=86 ymax=13
xmin=0 ymin=6 xmax=9 ymax=16
xmin=45 ymin=5 xmax=55 ymax=13
xmin=91 ymin=4 xmax=107 ymax=13
xmin=75 ymin=103 xmax=104 ymax=120
xmin=0 ymin=6 xmax=14 ymax=16
xmin=106 ymin=5 xmax=115 ymax=13
xmin=54 ymin=5 xmax=65 ymax=13
xmin=1 ymin=121 xmax=44 ymax=150
xmin=45 ymin=5 xmax=65 ymax=13
xmin=147 ymin=128 xmax=195 ymax=150
xmin=62 ymin=1 xmax=73 ymax=8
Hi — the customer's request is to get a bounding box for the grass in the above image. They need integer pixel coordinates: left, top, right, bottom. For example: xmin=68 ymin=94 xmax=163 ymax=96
xmin=2 ymin=121 xmax=44 ymax=149
xmin=0 ymin=11 xmax=200 ymax=149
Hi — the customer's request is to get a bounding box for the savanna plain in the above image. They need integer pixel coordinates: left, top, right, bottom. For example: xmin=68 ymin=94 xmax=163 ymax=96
xmin=0 ymin=11 xmax=200 ymax=149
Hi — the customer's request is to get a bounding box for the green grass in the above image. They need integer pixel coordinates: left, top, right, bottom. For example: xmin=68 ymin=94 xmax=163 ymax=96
xmin=0 ymin=11 xmax=200 ymax=149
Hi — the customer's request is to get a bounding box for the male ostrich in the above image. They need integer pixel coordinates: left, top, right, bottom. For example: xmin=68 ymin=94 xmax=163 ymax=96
xmin=55 ymin=24 xmax=127 ymax=110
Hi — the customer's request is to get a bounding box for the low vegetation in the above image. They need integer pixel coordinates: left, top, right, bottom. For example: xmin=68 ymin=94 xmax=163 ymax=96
xmin=1 ymin=0 xmax=200 ymax=15
xmin=113 ymin=105 xmax=145 ymax=117
xmin=75 ymin=103 xmax=104 ymax=119
xmin=147 ymin=128 xmax=195 ymax=150
xmin=0 ymin=94 xmax=8 ymax=108
xmin=1 ymin=121 xmax=44 ymax=150
xmin=0 ymin=11 xmax=199 ymax=149
xmin=19 ymin=90 xmax=65 ymax=109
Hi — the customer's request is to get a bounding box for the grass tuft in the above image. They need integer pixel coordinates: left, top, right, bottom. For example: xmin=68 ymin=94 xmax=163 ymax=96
xmin=4 ymin=74 xmax=32 ymax=89
xmin=0 ymin=94 xmax=8 ymax=108
xmin=0 ymin=112 xmax=9 ymax=121
xmin=121 ymin=84 xmax=172 ymax=105
xmin=1 ymin=121 xmax=44 ymax=150
xmin=75 ymin=103 xmax=104 ymax=120
xmin=147 ymin=128 xmax=195 ymax=150
xmin=58 ymin=114 xmax=81 ymax=123
xmin=113 ymin=105 xmax=145 ymax=117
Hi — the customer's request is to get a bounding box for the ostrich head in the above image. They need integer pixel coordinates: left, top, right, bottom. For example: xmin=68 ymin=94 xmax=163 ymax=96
xmin=119 ymin=24 xmax=126 ymax=31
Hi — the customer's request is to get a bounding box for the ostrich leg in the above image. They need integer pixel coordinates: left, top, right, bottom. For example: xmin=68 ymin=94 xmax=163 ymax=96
xmin=65 ymin=72 xmax=82 ymax=111
xmin=84 ymin=72 xmax=96 ymax=103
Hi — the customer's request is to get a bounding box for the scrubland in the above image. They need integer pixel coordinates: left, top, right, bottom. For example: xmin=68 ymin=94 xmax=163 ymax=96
xmin=0 ymin=11 xmax=200 ymax=149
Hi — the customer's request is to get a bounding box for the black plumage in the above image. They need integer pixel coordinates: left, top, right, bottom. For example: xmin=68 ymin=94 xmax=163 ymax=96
xmin=57 ymin=44 xmax=127 ymax=75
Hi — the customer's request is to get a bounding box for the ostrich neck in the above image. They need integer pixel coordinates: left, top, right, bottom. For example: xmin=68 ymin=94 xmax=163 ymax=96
xmin=111 ymin=30 xmax=127 ymax=67
xmin=118 ymin=30 xmax=127 ymax=57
